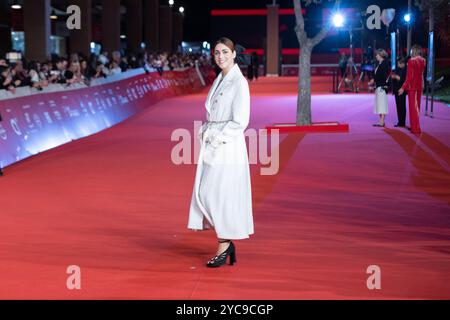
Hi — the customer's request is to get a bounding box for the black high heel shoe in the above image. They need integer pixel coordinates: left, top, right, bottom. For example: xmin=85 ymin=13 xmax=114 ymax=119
xmin=206 ymin=240 xmax=236 ymax=268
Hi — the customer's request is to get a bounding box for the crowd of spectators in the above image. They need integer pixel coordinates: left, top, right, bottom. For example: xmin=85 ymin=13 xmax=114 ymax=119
xmin=0 ymin=51 xmax=212 ymax=94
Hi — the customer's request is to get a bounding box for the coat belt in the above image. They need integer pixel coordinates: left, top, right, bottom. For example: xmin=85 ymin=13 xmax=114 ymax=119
xmin=206 ymin=120 xmax=231 ymax=124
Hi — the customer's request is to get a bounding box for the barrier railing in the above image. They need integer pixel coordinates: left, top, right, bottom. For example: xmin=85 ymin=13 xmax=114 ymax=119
xmin=0 ymin=66 xmax=215 ymax=170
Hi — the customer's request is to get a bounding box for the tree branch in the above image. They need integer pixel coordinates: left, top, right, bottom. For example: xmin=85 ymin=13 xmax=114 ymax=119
xmin=310 ymin=26 xmax=329 ymax=47
xmin=293 ymin=0 xmax=309 ymax=46
xmin=293 ymin=0 xmax=305 ymax=32
xmin=310 ymin=0 xmax=339 ymax=47
xmin=311 ymin=0 xmax=340 ymax=47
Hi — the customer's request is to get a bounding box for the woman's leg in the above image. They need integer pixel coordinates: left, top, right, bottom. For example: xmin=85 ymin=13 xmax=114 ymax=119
xmin=207 ymin=238 xmax=237 ymax=267
xmin=408 ymin=91 xmax=421 ymax=133
xmin=216 ymin=238 xmax=231 ymax=255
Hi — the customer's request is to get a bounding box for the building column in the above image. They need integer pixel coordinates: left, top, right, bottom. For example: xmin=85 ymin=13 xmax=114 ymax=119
xmin=0 ymin=1 xmax=12 ymax=58
xmin=172 ymin=12 xmax=184 ymax=53
xmin=69 ymin=0 xmax=92 ymax=57
xmin=124 ymin=0 xmax=143 ymax=54
xmin=23 ymin=0 xmax=51 ymax=61
xmin=143 ymin=0 xmax=159 ymax=52
xmin=159 ymin=6 xmax=173 ymax=53
xmin=266 ymin=4 xmax=279 ymax=76
xmin=102 ymin=0 xmax=121 ymax=53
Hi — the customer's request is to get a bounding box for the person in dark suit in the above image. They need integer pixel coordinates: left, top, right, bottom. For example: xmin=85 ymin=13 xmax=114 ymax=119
xmin=251 ymin=52 xmax=259 ymax=81
xmin=392 ymin=57 xmax=407 ymax=127
xmin=247 ymin=58 xmax=254 ymax=81
xmin=338 ymin=53 xmax=348 ymax=78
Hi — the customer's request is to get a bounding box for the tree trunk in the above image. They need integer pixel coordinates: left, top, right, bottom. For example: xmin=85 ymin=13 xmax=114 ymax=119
xmin=296 ymin=45 xmax=312 ymax=125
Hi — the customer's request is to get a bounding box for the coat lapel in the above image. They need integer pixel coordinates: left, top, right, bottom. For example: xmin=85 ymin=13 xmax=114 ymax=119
xmin=206 ymin=74 xmax=222 ymax=111
xmin=206 ymin=64 xmax=241 ymax=111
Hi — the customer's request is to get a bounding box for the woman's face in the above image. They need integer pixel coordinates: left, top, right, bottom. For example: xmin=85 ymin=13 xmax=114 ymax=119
xmin=70 ymin=62 xmax=80 ymax=72
xmin=214 ymin=43 xmax=236 ymax=70
xmin=375 ymin=54 xmax=383 ymax=62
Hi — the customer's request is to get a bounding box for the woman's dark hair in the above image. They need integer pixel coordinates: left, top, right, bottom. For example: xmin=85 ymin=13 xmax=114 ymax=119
xmin=214 ymin=37 xmax=235 ymax=52
xmin=0 ymin=66 xmax=9 ymax=75
xmin=28 ymin=60 xmax=39 ymax=71
xmin=397 ymin=57 xmax=405 ymax=65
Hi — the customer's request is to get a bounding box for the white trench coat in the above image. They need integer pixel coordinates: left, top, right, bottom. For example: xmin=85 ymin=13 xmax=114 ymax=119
xmin=188 ymin=63 xmax=254 ymax=240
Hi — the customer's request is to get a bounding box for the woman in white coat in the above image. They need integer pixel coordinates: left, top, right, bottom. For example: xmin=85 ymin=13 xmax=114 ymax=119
xmin=188 ymin=37 xmax=254 ymax=268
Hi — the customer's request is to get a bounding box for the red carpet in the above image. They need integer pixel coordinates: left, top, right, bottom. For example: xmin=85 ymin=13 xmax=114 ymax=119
xmin=0 ymin=76 xmax=449 ymax=299
xmin=267 ymin=122 xmax=349 ymax=133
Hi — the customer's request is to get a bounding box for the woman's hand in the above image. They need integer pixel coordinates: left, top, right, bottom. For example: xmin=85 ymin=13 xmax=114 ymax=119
xmin=398 ymin=88 xmax=404 ymax=95
xmin=8 ymin=85 xmax=16 ymax=94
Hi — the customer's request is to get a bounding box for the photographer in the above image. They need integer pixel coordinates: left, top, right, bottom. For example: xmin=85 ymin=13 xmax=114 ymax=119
xmin=109 ymin=60 xmax=122 ymax=76
xmin=28 ymin=61 xmax=49 ymax=91
xmin=93 ymin=61 xmax=109 ymax=79
xmin=338 ymin=52 xmax=348 ymax=78
xmin=49 ymin=58 xmax=70 ymax=84
xmin=11 ymin=61 xmax=31 ymax=88
xmin=0 ymin=66 xmax=16 ymax=93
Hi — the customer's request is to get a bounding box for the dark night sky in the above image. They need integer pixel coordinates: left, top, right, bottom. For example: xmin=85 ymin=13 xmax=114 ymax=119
xmin=180 ymin=0 xmax=412 ymax=43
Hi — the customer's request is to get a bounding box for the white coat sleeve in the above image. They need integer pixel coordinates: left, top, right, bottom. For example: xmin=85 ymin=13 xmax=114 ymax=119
xmin=209 ymin=78 xmax=250 ymax=147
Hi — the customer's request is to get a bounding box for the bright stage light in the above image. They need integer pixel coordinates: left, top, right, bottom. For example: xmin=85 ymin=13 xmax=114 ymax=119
xmin=332 ymin=13 xmax=344 ymax=27
xmin=403 ymin=13 xmax=412 ymax=23
xmin=11 ymin=4 xmax=22 ymax=9
xmin=168 ymin=0 xmax=174 ymax=6
xmin=179 ymin=7 xmax=184 ymax=14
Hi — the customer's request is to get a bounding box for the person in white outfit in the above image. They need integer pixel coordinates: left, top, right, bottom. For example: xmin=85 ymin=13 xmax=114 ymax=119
xmin=370 ymin=49 xmax=389 ymax=127
xmin=188 ymin=37 xmax=254 ymax=268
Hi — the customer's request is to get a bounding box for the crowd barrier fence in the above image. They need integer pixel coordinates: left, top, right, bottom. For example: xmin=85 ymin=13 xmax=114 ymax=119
xmin=0 ymin=66 xmax=215 ymax=169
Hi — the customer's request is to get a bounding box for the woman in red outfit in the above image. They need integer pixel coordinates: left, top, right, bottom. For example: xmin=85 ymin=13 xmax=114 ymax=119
xmin=398 ymin=45 xmax=426 ymax=134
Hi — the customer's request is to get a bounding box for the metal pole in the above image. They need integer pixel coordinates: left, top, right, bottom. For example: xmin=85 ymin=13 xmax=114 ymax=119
xmin=431 ymin=69 xmax=435 ymax=117
xmin=349 ymin=27 xmax=356 ymax=92
xmin=407 ymin=0 xmax=412 ymax=54
xmin=430 ymin=8 xmax=435 ymax=117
